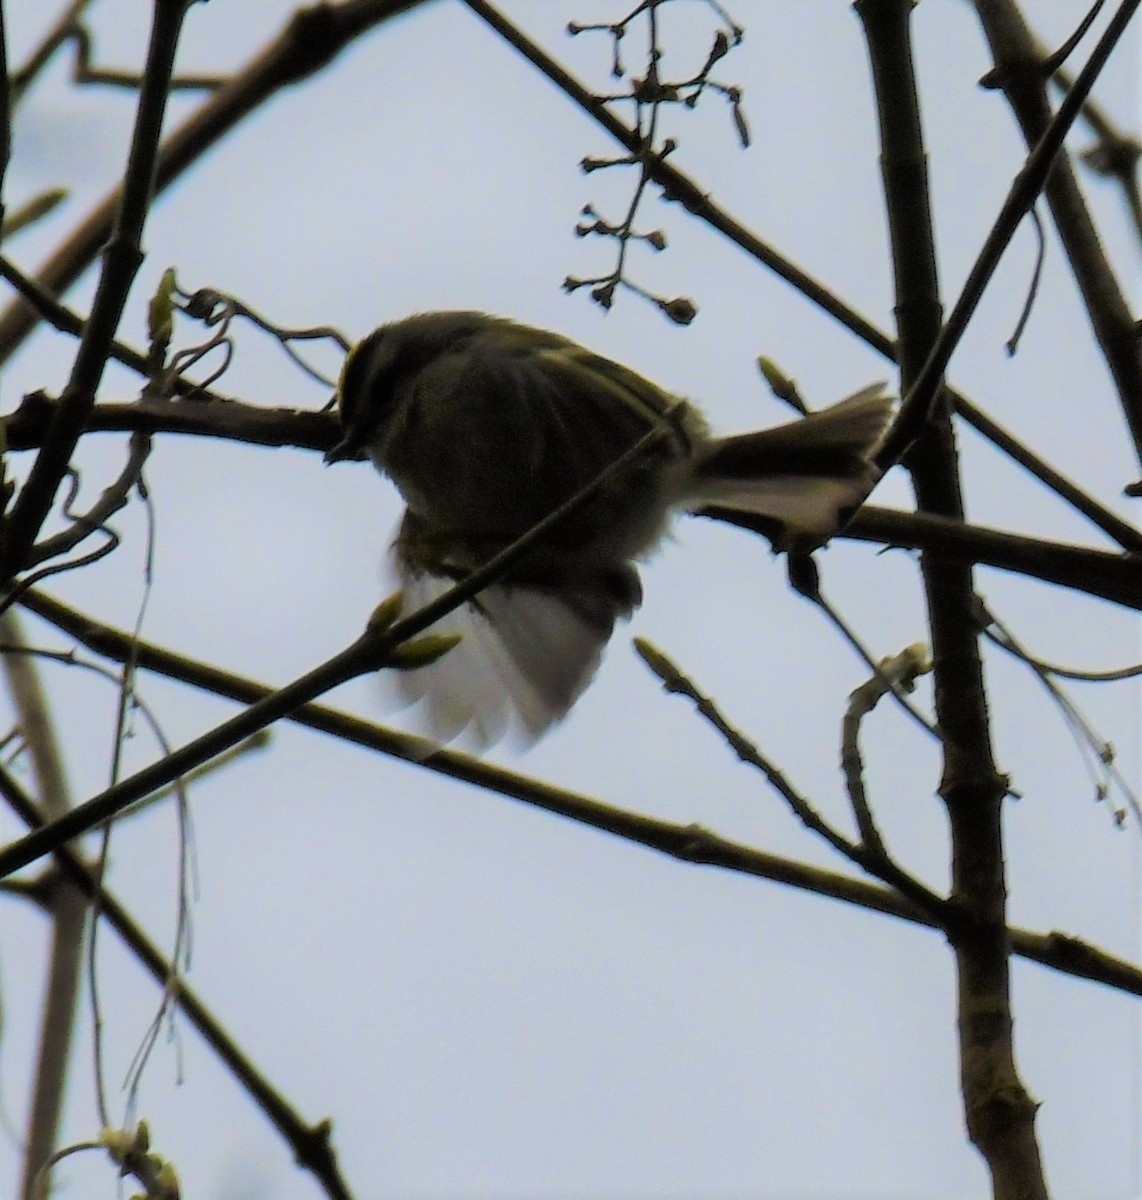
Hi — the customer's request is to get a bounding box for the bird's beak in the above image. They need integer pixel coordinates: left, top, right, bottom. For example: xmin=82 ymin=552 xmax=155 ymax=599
xmin=324 ymin=435 xmax=366 ymax=465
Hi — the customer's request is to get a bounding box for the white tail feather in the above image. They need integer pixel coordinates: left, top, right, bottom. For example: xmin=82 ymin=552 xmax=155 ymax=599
xmin=687 ymin=382 xmax=893 ymax=536
xmin=391 ymin=571 xmax=611 ymax=747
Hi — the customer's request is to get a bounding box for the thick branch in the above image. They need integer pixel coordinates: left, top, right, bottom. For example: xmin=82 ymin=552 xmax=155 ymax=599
xmin=2 ymin=394 xmax=1136 ymax=607
xmin=840 ymin=506 xmax=1141 ymax=609
xmin=857 ymin=2 xmax=1045 ymax=1194
xmin=710 ymin=502 xmax=1141 ymax=609
xmin=707 ymin=498 xmax=1140 ymax=610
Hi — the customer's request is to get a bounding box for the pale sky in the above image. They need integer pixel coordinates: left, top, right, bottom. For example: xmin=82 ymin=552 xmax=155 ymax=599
xmin=0 ymin=3 xmax=1139 ymax=1198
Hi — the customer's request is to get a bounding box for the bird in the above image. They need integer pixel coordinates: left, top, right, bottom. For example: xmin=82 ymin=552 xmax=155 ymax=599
xmin=325 ymin=310 xmax=893 ymax=746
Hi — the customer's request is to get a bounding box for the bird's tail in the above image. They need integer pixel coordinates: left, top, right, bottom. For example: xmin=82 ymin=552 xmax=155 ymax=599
xmin=686 ymin=382 xmax=894 ymax=539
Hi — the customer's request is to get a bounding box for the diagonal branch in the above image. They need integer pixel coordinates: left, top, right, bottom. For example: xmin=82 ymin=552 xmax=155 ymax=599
xmin=0 ymin=763 xmax=356 ymax=1200
xmin=461 ymin=0 xmax=1142 ymax=552
xmin=0 ymin=0 xmax=433 ymax=366
xmin=971 ymin=0 xmax=1142 ymax=462
xmin=1 ymin=0 xmax=195 ymax=579
xmin=15 ymin=586 xmax=1142 ymax=998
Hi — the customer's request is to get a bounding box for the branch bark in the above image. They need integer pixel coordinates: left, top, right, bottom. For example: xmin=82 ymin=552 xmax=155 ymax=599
xmin=0 ymin=0 xmax=433 ymax=364
xmin=856 ymin=2 xmax=1047 ymax=1194
xmin=2 ymin=394 xmax=1137 ymax=607
xmin=970 ymin=0 xmax=1142 ymax=464
xmin=14 ymin=586 xmax=1142 ymax=998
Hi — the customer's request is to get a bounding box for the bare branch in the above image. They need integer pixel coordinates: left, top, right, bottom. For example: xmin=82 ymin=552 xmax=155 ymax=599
xmin=16 ymin=588 xmax=1142 ymax=998
xmin=841 ymin=645 xmax=933 ymax=859
xmin=0 ymin=763 xmax=356 ymax=1200
xmin=713 ymin=504 xmax=1142 ymax=610
xmin=2 ymin=0 xmax=196 ymax=579
xmin=462 ymin=0 xmax=1142 ymax=551
xmin=0 ymin=0 xmax=435 ymax=366
xmin=971 ymin=0 xmax=1142 ymax=464
xmin=856 ymin=1 xmax=1050 ymax=1191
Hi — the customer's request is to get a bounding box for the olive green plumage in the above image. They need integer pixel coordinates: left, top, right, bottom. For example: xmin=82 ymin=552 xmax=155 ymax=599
xmin=328 ymin=311 xmax=892 ymax=745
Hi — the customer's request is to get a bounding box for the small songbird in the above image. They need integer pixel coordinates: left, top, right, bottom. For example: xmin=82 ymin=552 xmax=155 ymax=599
xmin=326 ymin=311 xmax=892 ymax=745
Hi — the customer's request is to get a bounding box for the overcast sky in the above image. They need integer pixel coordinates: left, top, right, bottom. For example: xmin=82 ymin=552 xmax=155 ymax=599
xmin=1 ymin=2 xmax=1139 ymax=1198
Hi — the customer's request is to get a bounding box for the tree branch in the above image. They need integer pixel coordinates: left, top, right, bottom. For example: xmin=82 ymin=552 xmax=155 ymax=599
xmin=971 ymin=0 xmax=1142 ymax=463
xmin=2 ymin=393 xmax=1137 ymax=608
xmin=0 ymin=763 xmax=356 ymax=1200
xmin=856 ymin=2 xmax=1047 ymax=1193
xmin=15 ymin=587 xmax=1142 ymax=998
xmin=1 ymin=0 xmax=195 ymax=580
xmin=709 ymin=502 xmax=1142 ymax=609
xmin=461 ymin=0 xmax=1142 ymax=551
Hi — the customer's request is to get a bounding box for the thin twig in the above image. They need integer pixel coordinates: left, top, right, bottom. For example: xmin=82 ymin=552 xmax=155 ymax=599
xmin=0 ymin=253 xmax=220 ymax=393
xmin=787 ymin=556 xmax=941 ymax=740
xmin=633 ymin=636 xmax=948 ymax=919
xmin=1038 ymin=0 xmax=1107 ymax=74
xmin=26 ymin=431 xmax=151 ymax=569
xmin=841 ymin=644 xmax=932 ymax=857
xmin=0 ymin=612 xmax=86 ymax=1200
xmin=975 ymin=595 xmax=1141 ymax=826
xmin=1004 ymin=206 xmax=1046 ymax=355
